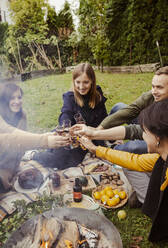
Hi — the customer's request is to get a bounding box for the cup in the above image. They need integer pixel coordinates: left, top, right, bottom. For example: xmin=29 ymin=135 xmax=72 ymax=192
xmin=74 ymin=112 xmax=86 ymax=124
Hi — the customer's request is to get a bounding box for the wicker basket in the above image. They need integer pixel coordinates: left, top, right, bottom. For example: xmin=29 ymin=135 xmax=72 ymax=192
xmin=92 ymin=184 xmax=128 ymax=209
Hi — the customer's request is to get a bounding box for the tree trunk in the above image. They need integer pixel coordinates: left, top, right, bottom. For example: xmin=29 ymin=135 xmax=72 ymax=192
xmin=56 ymin=42 xmax=62 ymax=70
xmin=33 ymin=42 xmax=55 ymax=70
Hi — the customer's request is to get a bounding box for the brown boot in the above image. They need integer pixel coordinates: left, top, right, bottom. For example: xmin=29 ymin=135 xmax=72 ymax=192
xmin=128 ymin=191 xmax=143 ymax=208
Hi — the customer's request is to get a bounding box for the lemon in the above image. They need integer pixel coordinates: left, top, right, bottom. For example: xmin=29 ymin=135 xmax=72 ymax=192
xmin=114 ymin=194 xmax=120 ymax=204
xmin=101 ymin=194 xmax=109 ymax=204
xmin=110 ymin=196 xmax=118 ymax=206
xmin=107 ymin=198 xmax=117 ymax=207
xmin=106 ymin=189 xmax=114 ymax=198
xmin=93 ymin=191 xmax=101 ymax=200
xmin=113 ymin=189 xmax=119 ymax=195
xmin=118 ymin=191 xmax=127 ymax=200
xmin=100 ymin=189 xmax=106 ymax=196
xmin=104 ymin=185 xmax=112 ymax=192
xmin=117 ymin=210 xmax=127 ymax=220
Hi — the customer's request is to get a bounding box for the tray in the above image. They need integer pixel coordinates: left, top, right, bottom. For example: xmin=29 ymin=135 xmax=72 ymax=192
xmin=80 ymin=161 xmax=111 ymax=175
xmin=92 ymin=184 xmax=128 ymax=209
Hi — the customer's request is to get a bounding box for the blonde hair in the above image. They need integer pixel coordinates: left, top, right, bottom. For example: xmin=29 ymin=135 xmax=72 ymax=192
xmin=72 ymin=63 xmax=101 ymax=108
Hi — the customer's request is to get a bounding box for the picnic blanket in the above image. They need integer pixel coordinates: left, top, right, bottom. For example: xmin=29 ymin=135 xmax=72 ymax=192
xmin=0 ymin=160 xmax=51 ymax=222
xmin=0 ymin=153 xmax=132 ymax=222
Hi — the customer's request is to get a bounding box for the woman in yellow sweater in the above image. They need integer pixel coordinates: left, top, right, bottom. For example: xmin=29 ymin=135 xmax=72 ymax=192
xmin=74 ymin=99 xmax=168 ymax=242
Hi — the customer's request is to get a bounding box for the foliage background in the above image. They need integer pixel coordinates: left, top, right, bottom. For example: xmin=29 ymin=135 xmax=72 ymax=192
xmin=0 ymin=0 xmax=168 ymax=75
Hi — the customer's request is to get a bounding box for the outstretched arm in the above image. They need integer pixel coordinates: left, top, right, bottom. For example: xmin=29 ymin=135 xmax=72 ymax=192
xmin=78 ymin=136 xmax=159 ymax=172
xmin=71 ymin=124 xmax=126 ymax=140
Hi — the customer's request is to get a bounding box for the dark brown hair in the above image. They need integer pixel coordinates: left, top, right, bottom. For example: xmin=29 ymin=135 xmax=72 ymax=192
xmin=155 ymin=66 xmax=168 ymax=76
xmin=72 ymin=63 xmax=101 ymax=108
xmin=0 ymin=83 xmax=23 ymax=127
xmin=139 ymin=98 xmax=168 ymax=139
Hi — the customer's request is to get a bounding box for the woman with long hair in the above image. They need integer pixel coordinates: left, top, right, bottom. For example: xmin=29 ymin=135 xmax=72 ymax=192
xmin=77 ymin=98 xmax=168 ymax=242
xmin=0 ymin=83 xmax=27 ymax=131
xmin=0 ymin=83 xmax=69 ymax=193
xmin=33 ymin=63 xmax=107 ymax=169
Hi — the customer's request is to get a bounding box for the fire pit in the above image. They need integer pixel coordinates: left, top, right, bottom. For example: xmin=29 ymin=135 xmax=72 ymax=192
xmin=4 ymin=208 xmax=123 ymax=248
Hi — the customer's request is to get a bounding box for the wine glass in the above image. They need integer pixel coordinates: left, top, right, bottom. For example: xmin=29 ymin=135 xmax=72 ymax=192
xmin=74 ymin=112 xmax=86 ymax=124
xmin=55 ymin=124 xmax=64 ymax=136
xmin=62 ymin=119 xmax=72 ymax=150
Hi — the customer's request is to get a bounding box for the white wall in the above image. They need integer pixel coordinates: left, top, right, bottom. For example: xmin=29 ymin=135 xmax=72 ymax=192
xmin=0 ymin=0 xmax=12 ymax=24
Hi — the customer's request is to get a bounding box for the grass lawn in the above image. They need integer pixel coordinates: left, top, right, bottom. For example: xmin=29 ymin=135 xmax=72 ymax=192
xmin=1 ymin=71 xmax=168 ymax=247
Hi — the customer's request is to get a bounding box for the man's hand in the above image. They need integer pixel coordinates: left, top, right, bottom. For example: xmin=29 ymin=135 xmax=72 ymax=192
xmin=70 ymin=124 xmax=95 ymax=138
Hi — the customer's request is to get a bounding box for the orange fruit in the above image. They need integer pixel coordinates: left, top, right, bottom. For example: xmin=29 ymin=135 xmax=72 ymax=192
xmin=101 ymin=194 xmax=109 ymax=204
xmin=105 ymin=189 xmax=114 ymax=198
xmin=93 ymin=191 xmax=101 ymax=200
xmin=107 ymin=198 xmax=118 ymax=207
xmin=118 ymin=191 xmax=127 ymax=200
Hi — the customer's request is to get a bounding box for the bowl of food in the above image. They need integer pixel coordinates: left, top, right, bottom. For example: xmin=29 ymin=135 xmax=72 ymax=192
xmin=63 ymin=193 xmax=103 ymax=215
xmin=92 ymin=184 xmax=128 ymax=209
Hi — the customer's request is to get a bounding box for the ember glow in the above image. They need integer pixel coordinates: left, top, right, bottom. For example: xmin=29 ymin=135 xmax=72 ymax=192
xmin=40 ymin=223 xmax=54 ymax=248
xmin=41 ymin=240 xmax=50 ymax=248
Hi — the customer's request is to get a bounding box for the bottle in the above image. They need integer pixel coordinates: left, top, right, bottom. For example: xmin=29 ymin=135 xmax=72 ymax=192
xmin=50 ymin=172 xmax=60 ymax=188
xmin=73 ymin=178 xmax=82 ymax=202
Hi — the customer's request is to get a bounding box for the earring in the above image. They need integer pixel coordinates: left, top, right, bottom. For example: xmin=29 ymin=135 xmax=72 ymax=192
xmin=157 ymin=141 xmax=160 ymax=147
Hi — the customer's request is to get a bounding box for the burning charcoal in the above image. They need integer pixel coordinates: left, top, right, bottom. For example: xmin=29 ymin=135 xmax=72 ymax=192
xmin=56 ymin=221 xmax=79 ymax=247
xmin=77 ymin=240 xmax=89 ymax=248
xmin=40 ymin=217 xmax=62 ymax=247
xmin=77 ymin=225 xmax=99 ymax=248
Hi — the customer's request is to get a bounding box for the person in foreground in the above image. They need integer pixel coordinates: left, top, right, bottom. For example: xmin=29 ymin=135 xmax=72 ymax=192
xmin=0 ymin=120 xmax=69 ymax=193
xmin=33 ymin=62 xmax=107 ymax=169
xmin=77 ymin=98 xmax=168 ymax=242
xmin=0 ymin=84 xmax=69 ymax=193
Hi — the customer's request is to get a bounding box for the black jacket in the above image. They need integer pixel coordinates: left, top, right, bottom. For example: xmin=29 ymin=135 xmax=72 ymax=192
xmin=59 ymin=85 xmax=107 ymax=127
xmin=34 ymin=86 xmax=107 ymax=169
xmin=142 ymin=156 xmax=168 ymax=242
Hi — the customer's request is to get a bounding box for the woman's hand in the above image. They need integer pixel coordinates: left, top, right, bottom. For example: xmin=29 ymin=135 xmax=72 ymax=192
xmin=70 ymin=124 xmax=95 ymax=138
xmin=47 ymin=133 xmax=70 ymax=148
xmin=78 ymin=136 xmax=97 ymax=154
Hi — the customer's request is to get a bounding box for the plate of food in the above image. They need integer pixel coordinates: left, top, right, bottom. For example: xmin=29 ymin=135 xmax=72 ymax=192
xmin=14 ymin=168 xmax=49 ymax=193
xmin=92 ymin=184 xmax=128 ymax=209
xmin=81 ymin=162 xmax=111 ymax=175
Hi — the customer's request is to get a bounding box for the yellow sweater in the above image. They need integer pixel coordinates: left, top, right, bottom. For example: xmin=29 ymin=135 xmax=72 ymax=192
xmin=96 ymin=146 xmax=160 ymax=172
